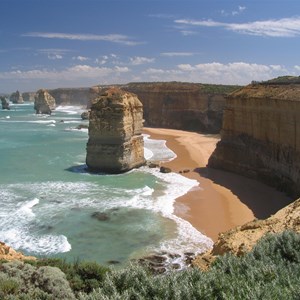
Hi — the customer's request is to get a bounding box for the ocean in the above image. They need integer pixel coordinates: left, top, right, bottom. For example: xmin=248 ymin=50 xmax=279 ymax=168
xmin=0 ymin=103 xmax=212 ymax=266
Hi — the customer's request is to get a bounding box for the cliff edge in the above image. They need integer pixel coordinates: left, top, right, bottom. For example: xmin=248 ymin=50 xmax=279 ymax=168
xmin=194 ymin=197 xmax=300 ymax=270
xmin=208 ymin=77 xmax=300 ymax=197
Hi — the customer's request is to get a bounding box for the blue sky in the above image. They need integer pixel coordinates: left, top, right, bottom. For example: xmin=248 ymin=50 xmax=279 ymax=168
xmin=1 ymin=0 xmax=300 ymax=93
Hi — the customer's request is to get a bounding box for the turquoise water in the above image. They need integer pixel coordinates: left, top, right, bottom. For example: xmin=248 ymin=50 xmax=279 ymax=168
xmin=0 ymin=103 xmax=212 ymax=266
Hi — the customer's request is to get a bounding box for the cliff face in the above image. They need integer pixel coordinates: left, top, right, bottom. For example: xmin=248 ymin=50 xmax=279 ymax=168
xmin=209 ymin=81 xmax=300 ymax=197
xmin=48 ymin=87 xmax=90 ymax=106
xmin=34 ymin=89 xmax=56 ymax=114
xmin=57 ymin=82 xmax=238 ymax=133
xmin=122 ymin=82 xmax=237 ymax=133
xmin=86 ymin=88 xmax=145 ymax=173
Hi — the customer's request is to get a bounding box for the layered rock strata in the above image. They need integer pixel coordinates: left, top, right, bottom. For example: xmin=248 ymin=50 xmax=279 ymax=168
xmin=208 ymin=79 xmax=300 ymax=197
xmin=123 ymin=82 xmax=238 ymax=133
xmin=86 ymin=88 xmax=145 ymax=173
xmin=0 ymin=241 xmax=36 ymax=261
xmin=85 ymin=82 xmax=239 ymax=133
xmin=48 ymin=87 xmax=90 ymax=106
xmin=1 ymin=96 xmax=10 ymax=110
xmin=10 ymin=90 xmax=24 ymax=103
xmin=34 ymin=89 xmax=56 ymax=114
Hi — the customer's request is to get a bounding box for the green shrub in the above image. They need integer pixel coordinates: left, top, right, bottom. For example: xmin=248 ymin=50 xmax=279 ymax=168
xmin=1 ymin=231 xmax=300 ymax=299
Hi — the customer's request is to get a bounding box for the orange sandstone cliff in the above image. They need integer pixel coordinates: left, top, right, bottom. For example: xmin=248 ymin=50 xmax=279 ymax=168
xmin=208 ymin=78 xmax=300 ymax=198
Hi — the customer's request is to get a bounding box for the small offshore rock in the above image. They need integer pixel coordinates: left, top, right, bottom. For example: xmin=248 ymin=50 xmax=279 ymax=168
xmin=91 ymin=212 xmax=110 ymax=221
xmin=160 ymin=166 xmax=172 ymax=173
xmin=81 ymin=110 xmax=90 ymax=120
xmin=76 ymin=124 xmax=89 ymax=130
xmin=148 ymin=162 xmax=159 ymax=168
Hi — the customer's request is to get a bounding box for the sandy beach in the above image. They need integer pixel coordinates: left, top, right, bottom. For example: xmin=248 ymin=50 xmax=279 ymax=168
xmin=143 ymin=128 xmax=292 ymax=241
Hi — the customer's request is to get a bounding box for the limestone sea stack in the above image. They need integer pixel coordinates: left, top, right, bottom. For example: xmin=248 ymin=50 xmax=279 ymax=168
xmin=34 ymin=89 xmax=56 ymax=114
xmin=86 ymin=88 xmax=145 ymax=173
xmin=1 ymin=96 xmax=10 ymax=110
xmin=10 ymin=90 xmax=24 ymax=104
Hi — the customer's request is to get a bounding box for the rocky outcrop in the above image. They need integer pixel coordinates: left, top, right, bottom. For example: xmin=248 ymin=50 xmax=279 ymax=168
xmin=22 ymin=92 xmax=36 ymax=102
xmin=81 ymin=111 xmax=90 ymax=120
xmin=86 ymin=88 xmax=145 ymax=173
xmin=122 ymin=82 xmax=239 ymax=133
xmin=87 ymin=82 xmax=240 ymax=133
xmin=208 ymin=78 xmax=300 ymax=198
xmin=10 ymin=90 xmax=24 ymax=103
xmin=48 ymin=87 xmax=90 ymax=106
xmin=1 ymin=96 xmax=10 ymax=110
xmin=193 ymin=198 xmax=300 ymax=270
xmin=0 ymin=241 xmax=36 ymax=261
xmin=34 ymin=89 xmax=56 ymax=114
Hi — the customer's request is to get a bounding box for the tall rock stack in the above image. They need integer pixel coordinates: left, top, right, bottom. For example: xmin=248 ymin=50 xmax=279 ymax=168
xmin=86 ymin=87 xmax=145 ymax=173
xmin=34 ymin=89 xmax=56 ymax=114
xmin=1 ymin=96 xmax=10 ymax=110
xmin=10 ymin=90 xmax=24 ymax=104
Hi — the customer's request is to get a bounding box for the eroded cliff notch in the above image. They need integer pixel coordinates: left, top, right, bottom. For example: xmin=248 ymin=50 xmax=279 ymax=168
xmin=86 ymin=87 xmax=145 ymax=173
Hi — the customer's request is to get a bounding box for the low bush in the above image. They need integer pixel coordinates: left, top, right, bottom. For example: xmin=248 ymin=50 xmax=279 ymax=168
xmin=1 ymin=231 xmax=300 ymax=299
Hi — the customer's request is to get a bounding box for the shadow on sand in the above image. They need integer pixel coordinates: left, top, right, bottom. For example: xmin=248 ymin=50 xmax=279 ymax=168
xmin=194 ymin=166 xmax=293 ymax=220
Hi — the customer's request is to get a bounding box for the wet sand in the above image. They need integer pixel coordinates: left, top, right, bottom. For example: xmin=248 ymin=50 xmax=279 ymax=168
xmin=143 ymin=128 xmax=292 ymax=241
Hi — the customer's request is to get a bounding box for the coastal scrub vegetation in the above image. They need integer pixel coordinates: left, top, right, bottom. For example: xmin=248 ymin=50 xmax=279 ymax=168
xmin=0 ymin=231 xmax=299 ymax=299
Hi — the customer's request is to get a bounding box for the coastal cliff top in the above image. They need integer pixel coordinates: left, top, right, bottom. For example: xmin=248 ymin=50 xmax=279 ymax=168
xmin=230 ymin=76 xmax=300 ymax=101
xmin=194 ymin=198 xmax=299 ymax=270
xmin=94 ymin=82 xmax=241 ymax=95
xmin=91 ymin=87 xmax=142 ymax=108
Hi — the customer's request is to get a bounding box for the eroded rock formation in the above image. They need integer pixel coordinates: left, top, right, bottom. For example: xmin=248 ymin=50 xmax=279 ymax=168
xmin=0 ymin=241 xmax=36 ymax=261
xmin=208 ymin=78 xmax=300 ymax=197
xmin=193 ymin=198 xmax=300 ymax=270
xmin=34 ymin=89 xmax=56 ymax=114
xmin=1 ymin=96 xmax=10 ymax=110
xmin=22 ymin=92 xmax=36 ymax=102
xmin=86 ymin=88 xmax=145 ymax=173
xmin=10 ymin=90 xmax=24 ymax=104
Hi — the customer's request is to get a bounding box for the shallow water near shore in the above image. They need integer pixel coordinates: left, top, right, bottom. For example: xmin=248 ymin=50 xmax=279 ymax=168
xmin=0 ymin=103 xmax=212 ymax=266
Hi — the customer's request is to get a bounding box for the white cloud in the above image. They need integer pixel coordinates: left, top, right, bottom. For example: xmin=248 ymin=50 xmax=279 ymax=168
xmin=175 ymin=17 xmax=300 ymax=37
xmin=0 ymin=65 xmax=130 ymax=81
xmin=232 ymin=6 xmax=246 ymax=16
xmin=161 ymin=52 xmax=194 ymax=57
xmin=0 ymin=61 xmax=292 ymax=92
xmin=22 ymin=32 xmax=142 ymax=46
xmin=72 ymin=56 xmax=89 ymax=61
xmin=129 ymin=56 xmax=155 ymax=65
xmin=294 ymin=65 xmax=300 ymax=71
xmin=48 ymin=54 xmax=63 ymax=60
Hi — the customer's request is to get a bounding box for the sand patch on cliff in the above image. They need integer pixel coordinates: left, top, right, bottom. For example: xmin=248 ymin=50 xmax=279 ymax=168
xmin=143 ymin=128 xmax=292 ymax=241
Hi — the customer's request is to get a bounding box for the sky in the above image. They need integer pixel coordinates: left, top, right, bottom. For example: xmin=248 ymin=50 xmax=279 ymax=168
xmin=1 ymin=0 xmax=300 ymax=93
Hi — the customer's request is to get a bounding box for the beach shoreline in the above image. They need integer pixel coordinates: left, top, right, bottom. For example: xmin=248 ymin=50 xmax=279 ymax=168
xmin=143 ymin=128 xmax=292 ymax=241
